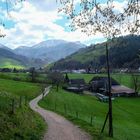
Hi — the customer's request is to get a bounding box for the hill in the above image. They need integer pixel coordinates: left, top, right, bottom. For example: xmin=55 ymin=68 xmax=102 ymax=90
xmin=0 ymin=46 xmax=45 ymax=69
xmin=0 ymin=47 xmax=26 ymax=69
xmin=51 ymin=35 xmax=140 ymax=70
xmin=14 ymin=40 xmax=86 ymax=63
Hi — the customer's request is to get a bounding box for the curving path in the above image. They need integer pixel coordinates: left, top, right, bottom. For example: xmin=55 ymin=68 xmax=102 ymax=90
xmin=29 ymin=86 xmax=91 ymax=140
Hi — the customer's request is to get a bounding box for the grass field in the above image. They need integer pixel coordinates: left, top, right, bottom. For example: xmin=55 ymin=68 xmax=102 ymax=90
xmin=39 ymin=87 xmax=140 ymax=140
xmin=0 ymin=72 xmax=47 ymax=83
xmin=0 ymin=79 xmax=46 ymax=140
xmin=0 ymin=72 xmax=139 ymax=139
xmin=0 ymin=72 xmax=139 ymax=92
xmin=0 ymin=58 xmax=25 ymax=69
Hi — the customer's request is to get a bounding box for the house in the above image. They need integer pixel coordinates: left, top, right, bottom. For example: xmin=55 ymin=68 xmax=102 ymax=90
xmin=111 ymin=85 xmax=135 ymax=97
xmin=71 ymin=69 xmax=86 ymax=74
xmin=63 ymin=74 xmax=86 ymax=93
xmin=89 ymin=76 xmax=135 ymax=97
xmin=69 ymin=79 xmax=86 ymax=87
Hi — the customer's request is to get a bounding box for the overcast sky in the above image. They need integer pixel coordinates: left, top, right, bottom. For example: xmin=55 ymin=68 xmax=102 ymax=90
xmin=0 ymin=0 xmax=132 ymax=48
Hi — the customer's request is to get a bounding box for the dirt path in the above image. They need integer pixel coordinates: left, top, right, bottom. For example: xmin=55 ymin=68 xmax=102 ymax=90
xmin=29 ymin=86 xmax=91 ymax=140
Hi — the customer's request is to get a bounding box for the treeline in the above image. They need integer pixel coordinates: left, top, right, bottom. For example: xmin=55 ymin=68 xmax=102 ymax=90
xmin=51 ymin=35 xmax=140 ymax=70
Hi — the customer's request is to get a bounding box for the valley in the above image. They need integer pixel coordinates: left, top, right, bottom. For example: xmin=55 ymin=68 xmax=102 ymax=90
xmin=0 ymin=40 xmax=85 ymax=69
xmin=0 ymin=0 xmax=140 ymax=140
xmin=0 ymin=70 xmax=139 ymax=140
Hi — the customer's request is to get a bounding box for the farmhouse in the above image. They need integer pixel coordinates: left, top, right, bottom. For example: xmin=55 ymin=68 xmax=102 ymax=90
xmin=89 ymin=76 xmax=135 ymax=97
xmin=63 ymin=74 xmax=86 ymax=93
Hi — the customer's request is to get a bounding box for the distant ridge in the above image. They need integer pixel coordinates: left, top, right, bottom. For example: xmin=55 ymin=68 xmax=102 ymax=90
xmin=0 ymin=44 xmax=13 ymax=52
xmin=51 ymin=35 xmax=140 ymax=70
xmin=14 ymin=39 xmax=86 ymax=63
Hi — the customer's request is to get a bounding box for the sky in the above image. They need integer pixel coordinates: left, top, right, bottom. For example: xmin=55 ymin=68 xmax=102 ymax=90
xmin=0 ymin=0 xmax=135 ymax=49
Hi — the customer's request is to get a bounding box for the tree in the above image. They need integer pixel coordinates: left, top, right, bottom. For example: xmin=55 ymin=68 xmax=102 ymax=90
xmin=13 ymin=68 xmax=18 ymax=73
xmin=58 ymin=0 xmax=120 ymax=137
xmin=29 ymin=67 xmax=37 ymax=82
xmin=131 ymin=73 xmax=140 ymax=95
xmin=64 ymin=73 xmax=69 ymax=83
xmin=57 ymin=0 xmax=140 ymax=137
xmin=47 ymin=72 xmax=64 ymax=91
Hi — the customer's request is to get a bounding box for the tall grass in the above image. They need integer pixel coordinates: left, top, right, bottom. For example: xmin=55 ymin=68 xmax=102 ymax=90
xmin=0 ymin=79 xmax=46 ymax=140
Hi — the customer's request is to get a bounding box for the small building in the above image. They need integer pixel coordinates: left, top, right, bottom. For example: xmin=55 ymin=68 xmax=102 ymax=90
xmin=71 ymin=69 xmax=86 ymax=74
xmin=111 ymin=85 xmax=135 ymax=97
xmin=69 ymin=79 xmax=86 ymax=87
xmin=89 ymin=76 xmax=135 ymax=97
xmin=63 ymin=75 xmax=86 ymax=93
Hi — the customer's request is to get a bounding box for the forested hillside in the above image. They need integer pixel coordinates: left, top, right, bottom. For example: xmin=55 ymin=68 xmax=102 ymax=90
xmin=51 ymin=35 xmax=140 ymax=70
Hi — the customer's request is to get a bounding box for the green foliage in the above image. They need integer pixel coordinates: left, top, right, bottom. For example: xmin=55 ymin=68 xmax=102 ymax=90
xmin=47 ymin=72 xmax=64 ymax=91
xmin=0 ymin=79 xmax=46 ymax=140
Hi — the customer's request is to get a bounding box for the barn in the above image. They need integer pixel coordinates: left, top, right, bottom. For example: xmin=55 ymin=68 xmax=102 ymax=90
xmin=89 ymin=76 xmax=135 ymax=97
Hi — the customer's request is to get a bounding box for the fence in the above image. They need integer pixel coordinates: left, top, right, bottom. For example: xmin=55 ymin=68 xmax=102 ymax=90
xmin=0 ymin=94 xmax=28 ymax=114
xmin=11 ymin=96 xmax=28 ymax=114
xmin=43 ymin=99 xmax=101 ymax=128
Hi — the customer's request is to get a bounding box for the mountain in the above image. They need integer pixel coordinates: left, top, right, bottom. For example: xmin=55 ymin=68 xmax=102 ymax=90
xmin=0 ymin=44 xmax=13 ymax=52
xmin=14 ymin=40 xmax=86 ymax=63
xmin=0 ymin=47 xmax=25 ymax=69
xmin=0 ymin=47 xmax=45 ymax=69
xmin=51 ymin=35 xmax=140 ymax=70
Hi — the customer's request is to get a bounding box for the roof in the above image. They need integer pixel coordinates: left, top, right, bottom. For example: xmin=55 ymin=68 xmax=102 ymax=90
xmin=90 ymin=76 xmax=119 ymax=86
xmin=69 ymin=79 xmax=85 ymax=85
xmin=111 ymin=85 xmax=135 ymax=94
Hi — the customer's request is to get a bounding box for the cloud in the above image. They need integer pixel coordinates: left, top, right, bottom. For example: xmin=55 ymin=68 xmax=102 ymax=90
xmin=0 ymin=0 xmax=105 ymax=48
xmin=28 ymin=0 xmax=59 ymax=11
xmin=1 ymin=0 xmax=137 ymax=49
xmin=0 ymin=1 xmax=64 ymax=48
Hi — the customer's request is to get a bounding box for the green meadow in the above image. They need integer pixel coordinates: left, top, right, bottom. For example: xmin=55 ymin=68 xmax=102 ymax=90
xmin=0 ymin=72 xmax=47 ymax=83
xmin=0 ymin=72 xmax=139 ymax=139
xmin=39 ymin=87 xmax=140 ymax=140
xmin=0 ymin=58 xmax=25 ymax=69
xmin=39 ymin=72 xmax=140 ymax=140
xmin=0 ymin=79 xmax=46 ymax=140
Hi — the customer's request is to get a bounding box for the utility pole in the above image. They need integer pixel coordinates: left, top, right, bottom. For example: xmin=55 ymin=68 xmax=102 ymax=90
xmin=106 ymin=42 xmax=113 ymax=137
xmin=101 ymin=42 xmax=113 ymax=137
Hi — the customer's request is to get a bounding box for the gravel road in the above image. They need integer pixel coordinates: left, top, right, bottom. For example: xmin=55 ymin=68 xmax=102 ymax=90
xmin=29 ymin=86 xmax=91 ymax=140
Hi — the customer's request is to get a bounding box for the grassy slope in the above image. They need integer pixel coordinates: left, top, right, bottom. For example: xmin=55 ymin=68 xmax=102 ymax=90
xmin=39 ymin=88 xmax=140 ymax=140
xmin=0 ymin=58 xmax=25 ymax=69
xmin=0 ymin=79 xmax=46 ymax=140
xmin=69 ymin=44 xmax=106 ymax=63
